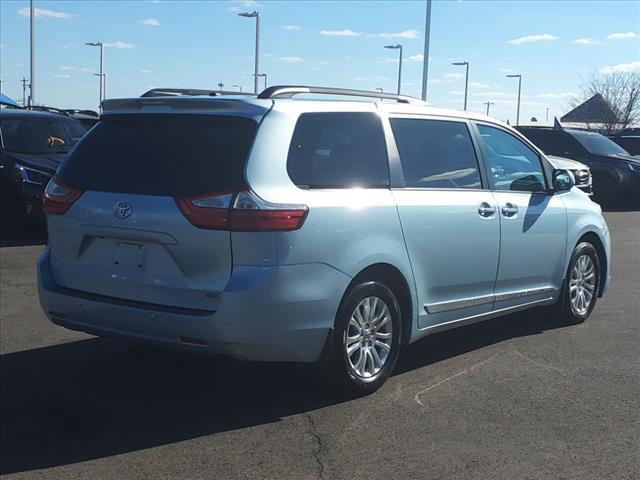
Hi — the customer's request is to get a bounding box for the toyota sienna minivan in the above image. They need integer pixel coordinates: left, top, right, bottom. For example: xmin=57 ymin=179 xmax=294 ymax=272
xmin=38 ymin=86 xmax=610 ymax=393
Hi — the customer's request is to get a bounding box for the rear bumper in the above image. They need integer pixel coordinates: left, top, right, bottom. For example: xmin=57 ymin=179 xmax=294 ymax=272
xmin=38 ymin=248 xmax=350 ymax=362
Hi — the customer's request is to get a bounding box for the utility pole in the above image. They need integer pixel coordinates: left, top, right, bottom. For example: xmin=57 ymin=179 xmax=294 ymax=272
xmin=21 ymin=78 xmax=29 ymax=106
xmin=29 ymin=0 xmax=35 ymax=106
xmin=483 ymin=101 xmax=495 ymax=116
xmin=421 ymin=0 xmax=432 ymax=101
xmin=546 ymin=107 xmax=549 ymax=124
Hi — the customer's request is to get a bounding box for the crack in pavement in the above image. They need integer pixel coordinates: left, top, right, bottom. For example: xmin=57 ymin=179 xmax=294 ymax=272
xmin=304 ymin=412 xmax=326 ymax=480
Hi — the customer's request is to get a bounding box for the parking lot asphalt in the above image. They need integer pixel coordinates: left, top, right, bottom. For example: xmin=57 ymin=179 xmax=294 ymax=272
xmin=1 ymin=210 xmax=639 ymax=480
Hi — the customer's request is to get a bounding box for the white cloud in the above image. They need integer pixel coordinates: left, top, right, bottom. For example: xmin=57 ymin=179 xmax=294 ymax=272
xmin=469 ymin=82 xmax=489 ymax=89
xmin=536 ymin=92 xmax=578 ymax=99
xmin=430 ymin=78 xmax=451 ymax=85
xmin=104 ymin=41 xmax=135 ymax=49
xmin=448 ymin=91 xmax=465 ymax=95
xmin=408 ymin=54 xmax=424 ymax=62
xmin=599 ymin=60 xmax=640 ymax=74
xmin=282 ymin=25 xmax=301 ymax=31
xmin=499 ymin=67 xmax=515 ymax=73
xmin=280 ymin=56 xmax=304 ymax=63
xmin=606 ymin=32 xmax=637 ymax=40
xmin=313 ymin=67 xmax=323 ymax=71
xmin=147 ymin=0 xmax=162 ymax=3
xmin=445 ymin=72 xmax=464 ymax=79
xmin=572 ymin=38 xmax=601 ymax=45
xmin=507 ymin=33 xmax=559 ymax=45
xmin=53 ymin=74 xmax=71 ymax=79
xmin=228 ymin=0 xmax=260 ymax=10
xmin=18 ymin=7 xmax=75 ymax=19
xmin=373 ymin=29 xmax=420 ymax=39
xmin=140 ymin=69 xmax=152 ymax=73
xmin=140 ymin=17 xmax=160 ymax=26
xmin=60 ymin=65 xmax=77 ymax=71
xmin=319 ymin=61 xmax=329 ymax=65
xmin=320 ymin=29 xmax=362 ymax=37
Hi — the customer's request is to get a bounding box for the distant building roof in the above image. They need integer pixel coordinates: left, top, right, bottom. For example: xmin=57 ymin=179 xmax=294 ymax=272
xmin=561 ymin=94 xmax=618 ymax=124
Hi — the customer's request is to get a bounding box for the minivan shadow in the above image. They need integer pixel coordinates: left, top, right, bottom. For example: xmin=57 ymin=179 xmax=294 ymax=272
xmin=0 ymin=308 xmax=568 ymax=474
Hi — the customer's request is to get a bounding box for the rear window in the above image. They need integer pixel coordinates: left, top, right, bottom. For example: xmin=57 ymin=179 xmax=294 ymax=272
xmin=287 ymin=112 xmax=389 ymax=188
xmin=59 ymin=114 xmax=256 ymax=197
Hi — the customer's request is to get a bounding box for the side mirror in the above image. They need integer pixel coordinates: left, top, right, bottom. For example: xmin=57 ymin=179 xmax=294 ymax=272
xmin=552 ymin=169 xmax=575 ymax=192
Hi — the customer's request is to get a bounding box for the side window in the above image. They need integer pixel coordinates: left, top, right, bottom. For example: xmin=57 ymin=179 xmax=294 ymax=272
xmin=477 ymin=124 xmax=547 ymax=192
xmin=390 ymin=118 xmax=482 ymax=189
xmin=536 ymin=132 xmax=580 ymax=157
xmin=287 ymin=112 xmax=389 ymax=188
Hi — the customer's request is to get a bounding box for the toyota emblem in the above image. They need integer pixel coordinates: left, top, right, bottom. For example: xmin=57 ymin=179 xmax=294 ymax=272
xmin=113 ymin=201 xmax=132 ymax=219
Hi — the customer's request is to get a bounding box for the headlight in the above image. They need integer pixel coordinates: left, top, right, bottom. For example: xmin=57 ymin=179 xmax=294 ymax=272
xmin=628 ymin=162 xmax=640 ymax=173
xmin=14 ymin=163 xmax=53 ymax=186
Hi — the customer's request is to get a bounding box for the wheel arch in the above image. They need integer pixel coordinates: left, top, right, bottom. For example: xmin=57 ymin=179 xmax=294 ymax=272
xmin=339 ymin=263 xmax=414 ymax=346
xmin=575 ymin=231 xmax=608 ymax=297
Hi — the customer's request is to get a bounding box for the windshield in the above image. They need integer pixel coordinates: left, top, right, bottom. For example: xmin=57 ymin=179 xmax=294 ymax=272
xmin=568 ymin=130 xmax=628 ymax=156
xmin=0 ymin=116 xmax=88 ymax=154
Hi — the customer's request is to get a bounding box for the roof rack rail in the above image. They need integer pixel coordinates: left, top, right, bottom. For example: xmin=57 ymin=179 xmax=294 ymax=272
xmin=141 ymin=88 xmax=253 ymax=98
xmin=257 ymin=85 xmax=423 ymax=104
xmin=25 ymin=105 xmax=71 ymax=116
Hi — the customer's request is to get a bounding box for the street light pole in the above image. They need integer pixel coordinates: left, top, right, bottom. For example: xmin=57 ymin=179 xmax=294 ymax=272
xmin=483 ymin=101 xmax=495 ymax=116
xmin=452 ymin=61 xmax=469 ymax=110
xmin=93 ymin=73 xmax=106 ymax=99
xmin=258 ymin=73 xmax=267 ymax=90
xmin=238 ymin=11 xmax=260 ymax=94
xmin=384 ymin=44 xmax=403 ymax=95
xmin=85 ymin=42 xmax=104 ymax=108
xmin=506 ymin=74 xmax=522 ymax=126
xmin=29 ymin=0 xmax=35 ymax=106
xmin=421 ymin=0 xmax=432 ymax=101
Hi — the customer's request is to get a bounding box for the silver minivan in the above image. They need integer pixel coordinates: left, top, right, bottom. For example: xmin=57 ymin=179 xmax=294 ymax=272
xmin=38 ymin=86 xmax=611 ymax=393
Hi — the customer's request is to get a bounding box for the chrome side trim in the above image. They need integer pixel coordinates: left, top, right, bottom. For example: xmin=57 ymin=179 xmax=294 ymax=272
xmin=419 ymin=297 xmax=555 ymax=336
xmin=424 ymin=294 xmax=494 ymax=314
xmin=424 ymin=286 xmax=556 ymax=314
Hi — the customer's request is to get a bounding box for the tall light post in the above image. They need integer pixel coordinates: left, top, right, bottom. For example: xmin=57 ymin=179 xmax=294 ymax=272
xmin=233 ymin=84 xmax=243 ymax=92
xmin=483 ymin=101 xmax=495 ymax=116
xmin=29 ymin=0 xmax=35 ymax=105
xmin=257 ymin=72 xmax=267 ymax=90
xmin=238 ymin=11 xmax=260 ymax=94
xmin=506 ymin=73 xmax=522 ymax=126
xmin=452 ymin=61 xmax=469 ymax=110
xmin=421 ymin=0 xmax=432 ymax=101
xmin=93 ymin=73 xmax=106 ymax=99
xmin=85 ymin=42 xmax=104 ymax=108
xmin=384 ymin=44 xmax=403 ymax=95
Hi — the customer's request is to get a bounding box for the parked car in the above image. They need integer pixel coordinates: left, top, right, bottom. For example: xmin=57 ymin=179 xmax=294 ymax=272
xmin=63 ymin=109 xmax=100 ymax=129
xmin=516 ymin=125 xmax=640 ymax=204
xmin=609 ymin=129 xmax=640 ymax=156
xmin=544 ymin=155 xmax=592 ymax=195
xmin=38 ymin=86 xmax=611 ymax=393
xmin=0 ymin=108 xmax=88 ymax=231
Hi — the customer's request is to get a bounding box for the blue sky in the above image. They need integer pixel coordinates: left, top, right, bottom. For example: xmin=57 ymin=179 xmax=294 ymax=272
xmin=1 ymin=0 xmax=638 ymax=123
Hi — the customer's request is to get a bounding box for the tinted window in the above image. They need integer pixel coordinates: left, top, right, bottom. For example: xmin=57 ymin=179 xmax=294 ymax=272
xmin=523 ymin=130 xmax=580 ymax=157
xmin=0 ymin=116 xmax=87 ymax=154
xmin=59 ymin=115 xmax=256 ymax=197
xmin=287 ymin=112 xmax=389 ymax=188
xmin=568 ymin=130 xmax=628 ymax=155
xmin=478 ymin=124 xmax=546 ymax=192
xmin=390 ymin=118 xmax=481 ymax=189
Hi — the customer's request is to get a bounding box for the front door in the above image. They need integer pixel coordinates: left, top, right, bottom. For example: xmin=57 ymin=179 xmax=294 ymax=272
xmin=475 ymin=123 xmax=567 ymax=310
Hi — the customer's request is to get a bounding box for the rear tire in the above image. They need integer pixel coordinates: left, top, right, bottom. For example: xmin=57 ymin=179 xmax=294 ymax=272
xmin=328 ymin=281 xmax=402 ymax=395
xmin=556 ymin=242 xmax=600 ymax=324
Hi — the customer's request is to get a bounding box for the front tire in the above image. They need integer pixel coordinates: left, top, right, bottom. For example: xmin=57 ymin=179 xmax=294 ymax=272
xmin=557 ymin=242 xmax=601 ymax=324
xmin=329 ymin=281 xmax=402 ymax=394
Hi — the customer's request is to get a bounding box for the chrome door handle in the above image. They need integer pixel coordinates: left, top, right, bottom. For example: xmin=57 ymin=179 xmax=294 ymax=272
xmin=501 ymin=202 xmax=518 ymax=217
xmin=478 ymin=202 xmax=496 ymax=218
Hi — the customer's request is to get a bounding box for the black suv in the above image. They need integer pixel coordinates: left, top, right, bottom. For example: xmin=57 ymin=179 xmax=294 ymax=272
xmin=517 ymin=126 xmax=640 ymax=204
xmin=0 ymin=108 xmax=88 ymax=231
xmin=609 ymin=129 xmax=640 ymax=156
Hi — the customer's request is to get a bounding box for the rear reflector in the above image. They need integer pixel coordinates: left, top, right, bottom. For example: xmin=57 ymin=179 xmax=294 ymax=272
xmin=176 ymin=190 xmax=308 ymax=232
xmin=43 ymin=176 xmax=84 ymax=215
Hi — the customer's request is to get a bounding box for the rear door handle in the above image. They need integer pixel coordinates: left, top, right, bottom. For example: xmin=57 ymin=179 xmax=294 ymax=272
xmin=501 ymin=202 xmax=518 ymax=217
xmin=478 ymin=202 xmax=496 ymax=218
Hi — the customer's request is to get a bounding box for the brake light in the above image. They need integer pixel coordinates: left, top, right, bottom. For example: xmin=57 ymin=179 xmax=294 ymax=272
xmin=43 ymin=176 xmax=84 ymax=215
xmin=176 ymin=190 xmax=308 ymax=232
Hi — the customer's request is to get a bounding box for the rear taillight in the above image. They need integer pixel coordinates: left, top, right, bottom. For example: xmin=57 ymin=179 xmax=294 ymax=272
xmin=176 ymin=190 xmax=308 ymax=232
xmin=43 ymin=176 xmax=84 ymax=215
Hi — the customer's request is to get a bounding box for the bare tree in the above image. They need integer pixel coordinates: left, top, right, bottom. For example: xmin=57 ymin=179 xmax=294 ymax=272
xmin=571 ymin=71 xmax=640 ymax=134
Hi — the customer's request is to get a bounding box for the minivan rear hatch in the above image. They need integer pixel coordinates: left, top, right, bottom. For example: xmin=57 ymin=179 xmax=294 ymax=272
xmin=48 ymin=109 xmax=261 ymax=311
